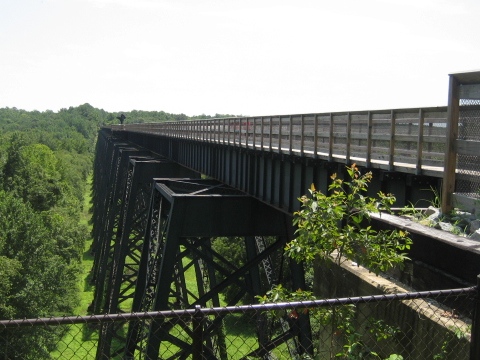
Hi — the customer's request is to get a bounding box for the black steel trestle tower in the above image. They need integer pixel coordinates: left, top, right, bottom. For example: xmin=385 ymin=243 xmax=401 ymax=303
xmin=91 ymin=130 xmax=313 ymax=359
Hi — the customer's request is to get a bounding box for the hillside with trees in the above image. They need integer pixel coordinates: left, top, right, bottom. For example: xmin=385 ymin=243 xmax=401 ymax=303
xmin=0 ymin=103 xmax=218 ymax=358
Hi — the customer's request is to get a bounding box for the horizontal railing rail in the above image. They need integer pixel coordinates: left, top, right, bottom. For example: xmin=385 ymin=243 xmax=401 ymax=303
xmin=0 ymin=286 xmax=475 ymax=328
xmin=0 ymin=286 xmax=478 ymax=329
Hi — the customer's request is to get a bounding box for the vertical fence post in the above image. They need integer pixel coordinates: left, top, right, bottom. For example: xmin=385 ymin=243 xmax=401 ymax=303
xmin=278 ymin=116 xmax=282 ymax=154
xmin=470 ymin=275 xmax=480 ymax=360
xmin=366 ymin=111 xmax=372 ymax=168
xmin=239 ymin=118 xmax=243 ymax=148
xmin=192 ymin=305 xmax=204 ymax=360
xmin=253 ymin=117 xmax=257 ymax=150
xmin=300 ymin=114 xmax=305 ymax=156
xmin=260 ymin=116 xmax=264 ymax=150
xmin=328 ymin=113 xmax=333 ymax=162
xmin=389 ymin=110 xmax=396 ymax=171
xmin=227 ymin=119 xmax=231 ymax=145
xmin=313 ymin=114 xmax=318 ymax=159
xmin=288 ymin=115 xmax=293 ymax=155
xmin=441 ymin=74 xmax=460 ymax=214
xmin=346 ymin=112 xmax=351 ymax=165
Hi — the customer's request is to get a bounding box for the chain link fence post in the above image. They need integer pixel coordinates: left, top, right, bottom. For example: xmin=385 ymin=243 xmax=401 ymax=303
xmin=470 ymin=275 xmax=480 ymax=360
xmin=192 ymin=305 xmax=204 ymax=360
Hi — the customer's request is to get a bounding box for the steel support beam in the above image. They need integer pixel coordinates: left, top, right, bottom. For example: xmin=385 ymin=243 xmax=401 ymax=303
xmin=115 ymin=178 xmax=308 ymax=359
xmin=95 ymin=158 xmax=199 ymax=359
xmin=91 ymin=142 xmax=151 ymax=315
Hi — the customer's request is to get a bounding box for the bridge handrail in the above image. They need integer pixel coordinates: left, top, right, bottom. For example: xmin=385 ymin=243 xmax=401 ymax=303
xmin=107 ymin=107 xmax=450 ymax=177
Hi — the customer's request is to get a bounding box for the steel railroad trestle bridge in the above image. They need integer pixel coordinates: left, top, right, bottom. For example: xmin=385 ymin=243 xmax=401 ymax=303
xmin=91 ymin=71 xmax=480 ymax=358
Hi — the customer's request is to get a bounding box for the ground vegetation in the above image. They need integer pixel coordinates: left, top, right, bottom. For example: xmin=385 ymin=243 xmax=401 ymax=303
xmin=0 ymin=103 xmax=215 ymax=358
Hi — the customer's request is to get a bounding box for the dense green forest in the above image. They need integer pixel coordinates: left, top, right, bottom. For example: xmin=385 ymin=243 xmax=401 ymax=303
xmin=0 ymin=103 xmax=228 ymax=358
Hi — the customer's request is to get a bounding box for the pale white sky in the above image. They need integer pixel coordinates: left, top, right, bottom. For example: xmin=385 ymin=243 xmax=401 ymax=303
xmin=1 ymin=0 xmax=479 ymax=116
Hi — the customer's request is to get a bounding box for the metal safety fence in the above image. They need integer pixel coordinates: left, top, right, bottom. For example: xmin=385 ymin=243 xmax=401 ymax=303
xmin=457 ymin=98 xmax=480 ymax=198
xmin=0 ymin=285 xmax=478 ymax=359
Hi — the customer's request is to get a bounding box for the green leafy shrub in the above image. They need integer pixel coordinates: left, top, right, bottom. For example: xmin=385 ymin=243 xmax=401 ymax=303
xmin=286 ymin=164 xmax=412 ymax=274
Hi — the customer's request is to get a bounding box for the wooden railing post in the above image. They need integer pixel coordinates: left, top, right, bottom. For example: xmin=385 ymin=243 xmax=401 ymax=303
xmin=288 ymin=115 xmax=293 ymax=155
xmin=252 ymin=117 xmax=256 ymax=149
xmin=328 ymin=113 xmax=334 ymax=162
xmin=346 ymin=112 xmax=351 ymax=165
xmin=415 ymin=108 xmax=425 ymax=175
xmin=278 ymin=116 xmax=282 ymax=154
xmin=313 ymin=114 xmax=319 ymax=159
xmin=268 ymin=117 xmax=273 ymax=152
xmin=366 ymin=111 xmax=372 ymax=168
xmin=389 ymin=110 xmax=396 ymax=171
xmin=260 ymin=116 xmax=264 ymax=150
xmin=300 ymin=114 xmax=305 ymax=156
xmin=441 ymin=74 xmax=460 ymax=214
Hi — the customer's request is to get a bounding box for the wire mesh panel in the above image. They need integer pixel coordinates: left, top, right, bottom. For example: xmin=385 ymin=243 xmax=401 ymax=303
xmin=457 ymin=92 xmax=480 ymax=198
xmin=459 ymin=102 xmax=480 ymax=142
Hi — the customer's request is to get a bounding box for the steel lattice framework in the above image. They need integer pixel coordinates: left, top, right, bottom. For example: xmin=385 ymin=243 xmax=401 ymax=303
xmin=91 ymin=131 xmax=313 ymax=359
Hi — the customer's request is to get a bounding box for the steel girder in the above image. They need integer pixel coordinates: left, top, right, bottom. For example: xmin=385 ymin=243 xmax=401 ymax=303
xmin=120 ymin=130 xmax=444 ymax=213
xmin=91 ymin=131 xmax=129 ymax=265
xmin=117 ymin=178 xmax=312 ymax=359
xmin=91 ymin=134 xmax=132 ymax=312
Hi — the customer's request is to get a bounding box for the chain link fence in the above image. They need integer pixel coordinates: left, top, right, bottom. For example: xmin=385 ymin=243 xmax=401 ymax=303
xmin=457 ymin=98 xmax=480 ymax=198
xmin=0 ymin=285 xmax=477 ymax=359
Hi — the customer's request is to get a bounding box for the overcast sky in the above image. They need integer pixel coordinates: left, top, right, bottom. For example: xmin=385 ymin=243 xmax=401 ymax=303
xmin=1 ymin=0 xmax=479 ymax=116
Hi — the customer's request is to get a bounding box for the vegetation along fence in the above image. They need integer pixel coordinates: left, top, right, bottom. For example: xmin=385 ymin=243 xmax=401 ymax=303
xmin=0 ymin=283 xmax=478 ymax=359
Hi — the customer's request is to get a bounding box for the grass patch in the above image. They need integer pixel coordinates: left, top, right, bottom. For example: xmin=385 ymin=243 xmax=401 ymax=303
xmin=76 ymin=173 xmax=96 ymax=315
xmin=51 ymin=174 xmax=98 ymax=357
